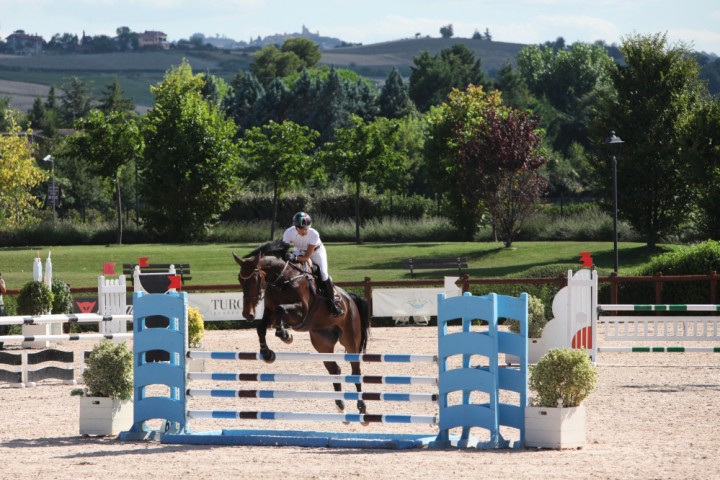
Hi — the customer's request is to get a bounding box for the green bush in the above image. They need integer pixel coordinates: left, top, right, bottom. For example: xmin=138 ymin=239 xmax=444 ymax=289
xmin=619 ymin=240 xmax=720 ymax=304
xmin=51 ymin=278 xmax=73 ymax=314
xmin=188 ymin=306 xmax=205 ymax=348
xmin=506 ymin=295 xmax=548 ymax=338
xmin=529 ymin=348 xmax=598 ymax=408
xmin=16 ymin=281 xmax=53 ymax=315
xmin=81 ymin=340 xmax=134 ymax=400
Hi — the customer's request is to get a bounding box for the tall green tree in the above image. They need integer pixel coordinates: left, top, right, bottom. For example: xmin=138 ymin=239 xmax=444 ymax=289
xmin=240 ymin=120 xmax=320 ymax=239
xmin=378 ymin=67 xmax=415 ymax=119
xmin=141 ymin=60 xmax=240 ymax=241
xmin=682 ymin=98 xmax=720 ymax=238
xmin=251 ymin=45 xmax=304 ymax=85
xmin=98 ymin=77 xmax=135 ymax=115
xmin=60 ymin=76 xmax=93 ymax=126
xmin=227 ymin=71 xmax=265 ymax=130
xmin=281 ymin=38 xmax=322 ymax=68
xmin=64 ymin=110 xmax=142 ymax=244
xmin=322 ymin=115 xmax=405 ymax=243
xmin=517 ymin=41 xmax=614 ymax=153
xmin=409 ymin=44 xmax=487 ymax=112
xmin=593 ymin=33 xmax=706 ymax=248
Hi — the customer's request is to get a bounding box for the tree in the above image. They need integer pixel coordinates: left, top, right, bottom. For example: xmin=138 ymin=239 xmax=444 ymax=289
xmin=60 ymin=76 xmax=93 ymax=126
xmin=409 ymin=44 xmax=487 ymax=112
xmin=322 ymin=115 xmax=405 ymax=243
xmin=517 ymin=41 xmax=614 ymax=153
xmin=439 ymin=24 xmax=454 ymax=39
xmin=378 ymin=67 xmax=415 ymax=119
xmin=0 ymin=117 xmax=45 ymax=226
xmin=425 ymin=85 xmax=546 ymax=243
xmin=251 ymin=45 xmax=303 ymax=85
xmin=682 ymin=98 xmax=720 ymax=238
xmin=593 ymin=33 xmax=706 ymax=248
xmin=98 ymin=77 xmax=135 ymax=115
xmin=226 ymin=71 xmax=265 ymax=130
xmin=116 ymin=26 xmax=138 ymax=51
xmin=281 ymin=38 xmax=321 ymax=68
xmin=141 ymin=60 xmax=240 ymax=241
xmin=64 ymin=110 xmax=142 ymax=244
xmin=240 ymin=120 xmax=321 ymax=239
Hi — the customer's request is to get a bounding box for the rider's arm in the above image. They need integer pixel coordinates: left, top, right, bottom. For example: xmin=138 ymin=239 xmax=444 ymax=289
xmin=298 ymin=244 xmax=316 ymax=263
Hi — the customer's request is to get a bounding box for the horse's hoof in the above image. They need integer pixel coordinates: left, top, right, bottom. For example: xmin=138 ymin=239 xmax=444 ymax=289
xmin=261 ymin=350 xmax=276 ymax=363
xmin=283 ymin=334 xmax=293 ymax=345
xmin=361 ymin=421 xmax=370 ymax=427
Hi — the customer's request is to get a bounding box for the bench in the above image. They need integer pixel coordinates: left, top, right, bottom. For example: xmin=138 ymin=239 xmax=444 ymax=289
xmin=402 ymin=257 xmax=468 ymax=278
xmin=122 ymin=263 xmax=192 ymax=285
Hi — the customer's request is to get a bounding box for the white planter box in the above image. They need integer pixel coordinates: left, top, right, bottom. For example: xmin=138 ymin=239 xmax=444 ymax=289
xmin=79 ymin=396 xmax=133 ymax=436
xmin=525 ymin=405 xmax=586 ymax=449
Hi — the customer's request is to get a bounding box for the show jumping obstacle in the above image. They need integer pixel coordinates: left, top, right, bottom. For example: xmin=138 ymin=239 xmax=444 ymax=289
xmin=120 ymin=290 xmax=529 ymax=450
xmin=530 ymin=269 xmax=720 ymax=363
xmin=0 ymin=313 xmax=133 ymax=387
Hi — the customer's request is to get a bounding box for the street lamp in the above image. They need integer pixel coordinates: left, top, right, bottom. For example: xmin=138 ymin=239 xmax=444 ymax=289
xmin=43 ymin=155 xmax=56 ymax=224
xmin=603 ymin=131 xmax=624 ymax=273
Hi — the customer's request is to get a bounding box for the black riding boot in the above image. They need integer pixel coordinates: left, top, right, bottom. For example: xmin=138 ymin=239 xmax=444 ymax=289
xmin=323 ymin=279 xmax=344 ymax=316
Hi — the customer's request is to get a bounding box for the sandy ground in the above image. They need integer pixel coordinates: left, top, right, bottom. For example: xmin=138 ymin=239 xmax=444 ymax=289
xmin=1 ymin=326 xmax=719 ymax=480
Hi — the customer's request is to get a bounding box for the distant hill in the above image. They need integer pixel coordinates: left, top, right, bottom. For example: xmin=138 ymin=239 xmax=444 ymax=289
xmin=0 ymin=37 xmax=523 ymax=112
xmin=321 ymin=37 xmax=526 ymax=79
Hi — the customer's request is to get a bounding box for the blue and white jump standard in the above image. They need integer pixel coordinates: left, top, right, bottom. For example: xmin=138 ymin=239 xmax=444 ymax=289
xmin=119 ymin=290 xmax=529 ymax=449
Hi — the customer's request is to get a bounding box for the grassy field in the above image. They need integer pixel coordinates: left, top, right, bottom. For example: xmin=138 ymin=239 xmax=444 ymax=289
xmin=0 ymin=241 xmax=679 ymax=291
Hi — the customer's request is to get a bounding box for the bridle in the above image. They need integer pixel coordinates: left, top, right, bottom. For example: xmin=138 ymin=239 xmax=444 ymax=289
xmin=239 ymin=259 xmax=266 ymax=303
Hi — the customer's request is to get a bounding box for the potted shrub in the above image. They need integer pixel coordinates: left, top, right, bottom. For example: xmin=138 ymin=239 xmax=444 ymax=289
xmin=17 ymin=280 xmax=54 ymax=348
xmin=525 ymin=347 xmax=598 ymax=449
xmin=71 ymin=340 xmax=134 ymax=436
xmin=506 ymin=294 xmax=547 ymax=364
xmin=187 ymin=306 xmax=206 ymax=371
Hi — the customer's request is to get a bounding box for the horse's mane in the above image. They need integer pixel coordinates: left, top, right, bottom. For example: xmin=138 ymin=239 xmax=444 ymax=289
xmin=244 ymin=239 xmax=290 ymax=259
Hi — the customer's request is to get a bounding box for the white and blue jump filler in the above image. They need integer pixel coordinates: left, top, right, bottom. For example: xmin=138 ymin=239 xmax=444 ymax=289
xmin=120 ymin=290 xmax=529 ymax=449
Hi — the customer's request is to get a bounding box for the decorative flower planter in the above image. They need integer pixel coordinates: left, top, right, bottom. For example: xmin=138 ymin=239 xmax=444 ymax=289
xmin=525 ymin=405 xmax=586 ymax=449
xmin=79 ymin=396 xmax=134 ymax=436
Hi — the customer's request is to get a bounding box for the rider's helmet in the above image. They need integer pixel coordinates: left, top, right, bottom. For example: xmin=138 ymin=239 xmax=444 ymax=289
xmin=293 ymin=211 xmax=312 ymax=228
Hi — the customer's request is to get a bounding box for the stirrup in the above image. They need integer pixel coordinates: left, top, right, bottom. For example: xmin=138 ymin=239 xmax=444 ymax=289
xmin=330 ymin=300 xmax=344 ymax=317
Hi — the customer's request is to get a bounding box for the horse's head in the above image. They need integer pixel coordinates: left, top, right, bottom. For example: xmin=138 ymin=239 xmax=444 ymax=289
xmin=233 ymin=251 xmax=266 ymax=321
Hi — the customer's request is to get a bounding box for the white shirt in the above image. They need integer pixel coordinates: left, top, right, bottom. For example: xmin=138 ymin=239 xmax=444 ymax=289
xmin=282 ymin=226 xmax=323 ymax=255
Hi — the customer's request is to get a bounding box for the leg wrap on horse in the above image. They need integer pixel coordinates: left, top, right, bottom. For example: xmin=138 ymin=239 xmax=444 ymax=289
xmin=323 ymin=278 xmax=344 ymax=316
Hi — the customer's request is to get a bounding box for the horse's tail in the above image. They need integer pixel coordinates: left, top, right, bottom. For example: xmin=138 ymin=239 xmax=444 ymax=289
xmin=348 ymin=291 xmax=370 ymax=353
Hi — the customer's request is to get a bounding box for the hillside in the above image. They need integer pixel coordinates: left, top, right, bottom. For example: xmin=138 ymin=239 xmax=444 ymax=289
xmin=0 ymin=37 xmax=523 ymax=113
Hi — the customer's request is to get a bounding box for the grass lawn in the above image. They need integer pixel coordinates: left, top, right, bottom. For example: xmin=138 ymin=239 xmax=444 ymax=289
xmin=0 ymin=241 xmax=678 ymax=291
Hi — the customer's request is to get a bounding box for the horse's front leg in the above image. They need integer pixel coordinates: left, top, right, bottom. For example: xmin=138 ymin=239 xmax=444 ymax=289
xmin=256 ymin=310 xmax=276 ymax=363
xmin=322 ymin=360 xmax=345 ymax=413
xmin=274 ymin=304 xmax=297 ymax=345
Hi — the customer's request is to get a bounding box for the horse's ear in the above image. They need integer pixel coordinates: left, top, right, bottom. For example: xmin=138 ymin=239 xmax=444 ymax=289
xmin=232 ymin=252 xmax=243 ymax=265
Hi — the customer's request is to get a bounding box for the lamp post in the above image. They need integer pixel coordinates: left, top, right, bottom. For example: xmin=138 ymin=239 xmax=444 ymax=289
xmin=603 ymin=131 xmax=624 ymax=273
xmin=43 ymin=155 xmax=56 ymax=224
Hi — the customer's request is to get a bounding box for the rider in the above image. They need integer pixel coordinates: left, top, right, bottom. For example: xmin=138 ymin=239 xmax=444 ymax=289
xmin=282 ymin=212 xmax=344 ymax=316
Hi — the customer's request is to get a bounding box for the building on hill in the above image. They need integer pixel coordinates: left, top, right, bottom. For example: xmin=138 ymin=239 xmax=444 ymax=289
xmin=5 ymin=30 xmax=44 ymax=55
xmin=138 ymin=31 xmax=169 ymax=49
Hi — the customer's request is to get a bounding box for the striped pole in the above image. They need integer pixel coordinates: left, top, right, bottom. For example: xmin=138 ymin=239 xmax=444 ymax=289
xmin=598 ymin=346 xmax=720 ymax=353
xmin=187 ymin=372 xmax=438 ymax=385
xmin=187 ymin=388 xmax=439 ymax=403
xmin=186 ymin=410 xmax=438 ymax=425
xmin=0 ymin=314 xmax=133 ymax=326
xmin=187 ymin=351 xmax=437 ymax=364
xmin=598 ymin=304 xmax=720 ymax=313
xmin=0 ymin=333 xmax=133 ymax=342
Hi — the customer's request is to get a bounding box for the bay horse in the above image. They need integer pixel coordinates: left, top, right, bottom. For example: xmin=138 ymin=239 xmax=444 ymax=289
xmin=232 ymin=240 xmax=371 ymax=414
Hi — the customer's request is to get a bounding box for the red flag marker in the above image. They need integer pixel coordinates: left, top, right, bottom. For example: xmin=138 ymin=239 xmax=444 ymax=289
xmin=103 ymin=262 xmax=116 ymax=275
xmin=579 ymin=252 xmax=593 ymax=267
xmin=76 ymin=301 xmax=97 ymax=314
xmin=168 ymin=275 xmax=182 ymax=290
xmin=139 ymin=257 xmax=150 ymax=267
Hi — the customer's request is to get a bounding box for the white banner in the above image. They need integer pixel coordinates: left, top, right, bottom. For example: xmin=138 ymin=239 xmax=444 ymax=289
xmin=372 ymin=277 xmax=462 ymax=317
xmin=188 ymin=292 xmax=263 ymax=321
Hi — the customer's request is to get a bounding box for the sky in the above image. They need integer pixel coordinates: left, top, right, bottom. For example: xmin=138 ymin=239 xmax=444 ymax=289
xmin=1 ymin=0 xmax=719 ymax=55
